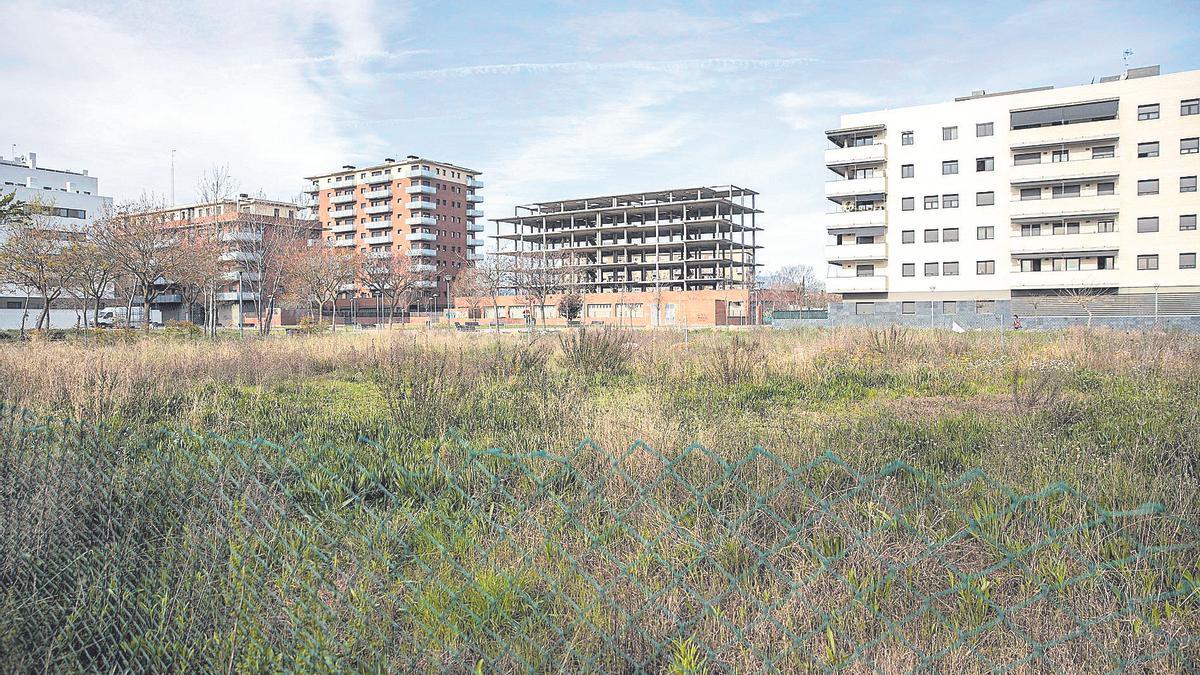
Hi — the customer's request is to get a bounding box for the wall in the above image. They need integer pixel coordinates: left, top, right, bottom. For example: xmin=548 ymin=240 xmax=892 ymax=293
xmin=453 ymin=288 xmax=755 ymax=327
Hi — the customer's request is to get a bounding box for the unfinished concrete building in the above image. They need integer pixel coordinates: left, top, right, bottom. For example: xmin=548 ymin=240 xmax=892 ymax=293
xmin=493 ymin=186 xmax=761 ymax=293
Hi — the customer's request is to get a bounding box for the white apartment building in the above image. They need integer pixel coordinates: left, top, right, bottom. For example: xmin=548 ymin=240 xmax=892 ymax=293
xmin=1 ymin=152 xmax=113 ymax=234
xmin=0 ymin=152 xmax=114 ymax=329
xmin=823 ymin=65 xmax=1200 ymax=328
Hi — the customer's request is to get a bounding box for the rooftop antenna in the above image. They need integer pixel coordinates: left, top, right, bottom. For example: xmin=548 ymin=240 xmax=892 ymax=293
xmin=170 ymin=149 xmax=176 ymax=205
xmin=1122 ymin=49 xmax=1133 ymax=68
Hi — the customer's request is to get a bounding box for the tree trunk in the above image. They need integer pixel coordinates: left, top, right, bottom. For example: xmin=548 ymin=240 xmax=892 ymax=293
xmin=36 ymin=293 xmax=50 ymax=331
xmin=19 ymin=294 xmax=30 ymax=339
xmin=142 ymin=282 xmax=152 ymax=334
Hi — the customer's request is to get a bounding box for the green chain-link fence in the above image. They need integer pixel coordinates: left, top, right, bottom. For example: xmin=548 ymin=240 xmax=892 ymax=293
xmin=1 ymin=405 xmax=1197 ymax=673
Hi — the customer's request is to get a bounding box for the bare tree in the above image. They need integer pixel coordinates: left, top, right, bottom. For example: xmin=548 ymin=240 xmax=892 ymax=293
xmin=508 ymin=249 xmax=574 ymax=330
xmin=172 ymin=226 xmax=224 ymax=327
xmin=225 ymin=211 xmax=315 ymax=335
xmin=361 ymin=252 xmax=425 ymax=327
xmin=1061 ymin=287 xmax=1107 ymax=328
xmin=0 ymin=201 xmax=74 ymax=333
xmin=97 ymin=197 xmax=188 ymax=333
xmin=451 ymin=262 xmax=494 ymax=322
xmin=770 ymin=264 xmax=823 ymax=310
xmin=196 ymin=164 xmax=239 ymax=203
xmin=289 ymin=242 xmax=359 ymax=330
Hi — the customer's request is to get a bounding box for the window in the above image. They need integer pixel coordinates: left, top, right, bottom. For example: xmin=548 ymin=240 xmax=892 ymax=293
xmin=977 ymin=226 xmax=994 ymax=240
xmin=1183 ymin=99 xmax=1200 ymax=116
xmin=902 ymin=263 xmax=915 ymax=277
xmin=1097 ymin=181 xmax=1115 ymax=196
xmin=1137 ymin=217 xmax=1159 ymax=233
xmin=1052 ymin=184 xmax=1080 ymax=198
xmin=1052 ymin=149 xmax=1069 ymax=163
xmin=1020 ymin=187 xmax=1042 ymax=200
xmin=976 ymin=191 xmax=995 ymax=206
xmin=1183 ymin=176 xmax=1198 ymax=193
xmin=1183 ymin=138 xmax=1200 ymax=155
xmin=1098 ymin=219 xmax=1116 ymax=233
xmin=943 ymin=126 xmax=958 ymax=140
xmin=1098 ymin=256 xmax=1115 ymax=269
xmin=924 ymin=195 xmax=939 ymax=210
xmin=1137 ymin=179 xmax=1160 ymax=196
xmin=1021 ymin=224 xmax=1042 ymax=237
xmin=1020 ymin=259 xmax=1042 ymax=272
xmin=943 ymin=261 xmax=959 ymax=276
xmin=902 ymin=131 xmax=914 ymax=145
xmin=1014 ymin=152 xmax=1041 ymax=165
xmin=1181 ymin=253 xmax=1197 ymax=270
xmin=976 ymin=300 xmax=995 ymax=314
xmin=1092 ymin=145 xmax=1115 ymax=159
xmin=924 ymin=229 xmax=939 ymax=243
xmin=902 ymin=229 xmax=915 ymax=243
xmin=942 ymin=160 xmax=958 ymax=175
xmin=943 ymin=227 xmax=959 ymax=242
xmin=942 ymin=301 xmax=957 ymax=314
xmin=1182 ymin=215 xmax=1198 ymax=231
xmin=942 ymin=194 xmax=959 ymax=208
xmin=1010 ymin=100 xmax=1118 ymax=129
xmin=1137 ymin=254 xmax=1159 ymax=270
xmin=901 ymin=164 xmax=914 ymax=178
xmin=977 ymin=260 xmax=995 ymax=275
xmin=976 ymin=122 xmax=994 ymax=137
xmin=1052 ymin=258 xmax=1081 ymax=271
xmin=1052 ymin=221 xmax=1080 ymax=235
xmin=1138 ymin=142 xmax=1160 ymax=158
xmin=902 ymin=301 xmax=916 ymax=315
xmin=1137 ymin=103 xmax=1160 ymax=121
xmin=855 ymin=302 xmax=874 ymax=315
xmin=924 ymin=262 xmax=939 ymax=276
xmin=586 ymin=304 xmax=613 ymax=318
xmin=976 ymin=157 xmax=994 ymax=172
xmin=902 ymin=197 xmax=915 ymax=211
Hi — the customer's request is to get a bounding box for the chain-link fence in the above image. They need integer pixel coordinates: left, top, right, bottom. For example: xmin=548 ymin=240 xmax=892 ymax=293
xmin=1 ymin=405 xmax=1197 ymax=673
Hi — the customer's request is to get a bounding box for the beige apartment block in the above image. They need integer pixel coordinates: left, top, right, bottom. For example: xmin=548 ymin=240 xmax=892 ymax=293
xmin=305 ymin=156 xmax=483 ymax=309
xmin=822 ymin=65 xmax=1200 ymax=328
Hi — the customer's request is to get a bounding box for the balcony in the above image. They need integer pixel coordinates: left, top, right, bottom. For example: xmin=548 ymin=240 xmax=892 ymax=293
xmin=413 ymin=279 xmax=437 ymax=288
xmin=359 ymin=174 xmax=392 ymax=186
xmin=220 ymin=271 xmax=262 ymax=282
xmin=368 ymin=251 xmax=393 ymax=259
xmin=406 ymin=200 xmax=437 ymax=210
xmin=407 ymin=216 xmax=437 ymax=226
xmin=824 ymin=242 xmax=888 ymax=263
xmin=826 ymin=275 xmax=888 ymax=293
xmin=409 ymin=168 xmax=437 ymax=180
xmin=407 ymin=232 xmax=437 ymax=242
xmin=406 ymin=184 xmax=436 ymax=195
xmin=219 ymin=251 xmax=260 ymax=263
xmin=215 ymin=291 xmax=260 ymax=302
xmin=1009 ymin=194 xmax=1120 ymax=221
xmin=467 ymin=221 xmax=485 ymax=232
xmin=467 ymin=237 xmax=484 ymax=247
xmin=466 ymin=252 xmax=485 ymax=261
xmin=467 ymin=177 xmax=484 ymax=189
xmin=824 ymin=143 xmax=887 ymax=167
xmin=407 ymin=247 xmax=437 ymax=257
xmin=329 ymin=193 xmax=356 ymax=205
xmin=466 ymin=209 xmax=484 ymax=218
xmin=1010 ymin=269 xmax=1121 ymax=289
xmin=363 ymin=188 xmax=391 ymax=199
xmin=153 ymin=294 xmax=183 ymax=304
xmin=330 ymin=222 xmax=356 ymax=234
xmin=338 ymin=283 xmax=358 ymax=292
xmin=220 ymin=231 xmax=262 ymax=243
xmin=1008 ymin=119 xmax=1120 ymax=150
xmin=333 ymin=239 xmax=356 ymax=248
xmin=365 ymin=220 xmax=393 ymax=231
xmin=823 ymin=208 xmax=886 ymax=230
xmin=365 ymin=234 xmax=393 ymax=245
xmin=364 ymin=203 xmax=392 ymax=215
xmin=466 ymin=193 xmax=484 ymax=203
xmin=1009 ymin=231 xmax=1120 ymax=256
xmin=825 ymin=175 xmax=886 ymax=200
xmin=1009 ymin=156 xmax=1120 ymax=185
xmin=329 ymin=207 xmax=356 ymax=219
xmin=410 ymin=263 xmax=436 ymax=273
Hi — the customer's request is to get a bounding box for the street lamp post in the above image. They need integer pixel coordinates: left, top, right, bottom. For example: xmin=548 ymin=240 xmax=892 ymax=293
xmin=929 ymin=285 xmax=936 ymax=328
xmin=237 ymin=270 xmax=244 ymax=338
xmin=1154 ymin=283 xmax=1161 ymax=327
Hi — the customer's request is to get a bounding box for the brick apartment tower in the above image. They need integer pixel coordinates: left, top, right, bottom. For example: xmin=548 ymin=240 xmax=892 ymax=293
xmin=305 ymin=156 xmax=484 ymax=310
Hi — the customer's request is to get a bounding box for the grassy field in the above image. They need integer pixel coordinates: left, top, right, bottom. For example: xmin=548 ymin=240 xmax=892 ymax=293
xmin=1 ymin=326 xmax=1198 ymax=671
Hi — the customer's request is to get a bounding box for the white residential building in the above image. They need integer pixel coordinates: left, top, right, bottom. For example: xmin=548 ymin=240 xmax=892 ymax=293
xmin=822 ymin=65 xmax=1200 ymax=328
xmin=0 ymin=152 xmax=113 ymax=233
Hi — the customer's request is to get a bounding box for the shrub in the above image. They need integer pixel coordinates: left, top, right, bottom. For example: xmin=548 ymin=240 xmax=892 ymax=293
xmin=558 ymin=326 xmax=632 ymax=377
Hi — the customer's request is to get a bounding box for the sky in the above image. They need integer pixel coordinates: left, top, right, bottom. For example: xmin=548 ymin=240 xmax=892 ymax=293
xmin=1 ymin=0 xmax=1198 ymax=271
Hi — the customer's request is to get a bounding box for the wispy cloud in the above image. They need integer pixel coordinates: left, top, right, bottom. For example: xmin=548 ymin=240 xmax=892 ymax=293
xmin=391 ymin=57 xmax=820 ymax=80
xmin=775 ymin=91 xmax=886 ymax=130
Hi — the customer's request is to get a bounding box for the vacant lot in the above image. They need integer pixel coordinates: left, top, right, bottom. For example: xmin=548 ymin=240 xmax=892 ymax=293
xmin=1 ymin=327 xmax=1198 ymax=671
